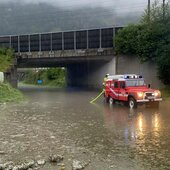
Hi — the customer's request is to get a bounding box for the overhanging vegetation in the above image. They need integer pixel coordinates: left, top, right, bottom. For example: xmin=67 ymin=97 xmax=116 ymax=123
xmin=115 ymin=1 xmax=170 ymax=85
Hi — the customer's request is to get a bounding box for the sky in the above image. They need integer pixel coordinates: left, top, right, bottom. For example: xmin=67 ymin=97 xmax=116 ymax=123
xmin=0 ymin=0 xmax=162 ymax=9
xmin=0 ymin=0 xmax=166 ymax=34
xmin=0 ymin=0 xmax=165 ymax=15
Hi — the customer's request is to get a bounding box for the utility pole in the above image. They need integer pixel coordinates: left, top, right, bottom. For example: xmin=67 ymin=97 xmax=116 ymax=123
xmin=163 ymin=0 xmax=165 ymax=20
xmin=148 ymin=0 xmax=151 ymax=23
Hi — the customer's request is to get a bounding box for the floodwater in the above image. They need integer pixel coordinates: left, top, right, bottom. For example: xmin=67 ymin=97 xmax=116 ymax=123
xmin=0 ymin=86 xmax=170 ymax=170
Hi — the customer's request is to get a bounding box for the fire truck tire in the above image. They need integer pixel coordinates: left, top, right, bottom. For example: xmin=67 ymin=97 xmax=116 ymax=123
xmin=128 ymin=97 xmax=137 ymax=109
xmin=109 ymin=97 xmax=115 ymax=105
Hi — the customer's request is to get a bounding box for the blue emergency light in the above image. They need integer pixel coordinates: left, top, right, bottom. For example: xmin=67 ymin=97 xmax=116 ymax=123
xmin=124 ymin=75 xmax=143 ymax=79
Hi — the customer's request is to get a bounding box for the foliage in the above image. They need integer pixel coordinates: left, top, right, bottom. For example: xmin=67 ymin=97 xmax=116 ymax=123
xmin=0 ymin=48 xmax=21 ymax=103
xmin=115 ymin=1 xmax=170 ymax=84
xmin=47 ymin=68 xmax=65 ymax=80
xmin=160 ymin=85 xmax=170 ymax=98
xmin=46 ymin=68 xmax=66 ymax=87
xmin=23 ymin=68 xmax=66 ymax=87
xmin=136 ymin=23 xmax=167 ymax=62
xmin=0 ymin=83 xmax=24 ymax=102
xmin=115 ymin=24 xmax=141 ymax=55
xmin=0 ymin=48 xmax=14 ymax=72
xmin=141 ymin=0 xmax=170 ymax=24
xmin=157 ymin=47 xmax=170 ymax=84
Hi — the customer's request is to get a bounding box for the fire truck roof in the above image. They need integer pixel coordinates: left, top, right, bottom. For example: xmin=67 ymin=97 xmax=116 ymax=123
xmin=107 ymin=74 xmax=143 ymax=81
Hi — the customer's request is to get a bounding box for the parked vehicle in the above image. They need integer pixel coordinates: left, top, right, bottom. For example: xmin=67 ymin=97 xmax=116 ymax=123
xmin=104 ymin=74 xmax=162 ymax=108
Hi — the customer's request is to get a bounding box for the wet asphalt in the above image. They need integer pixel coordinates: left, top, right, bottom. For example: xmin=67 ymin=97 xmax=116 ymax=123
xmin=0 ymin=86 xmax=169 ymax=170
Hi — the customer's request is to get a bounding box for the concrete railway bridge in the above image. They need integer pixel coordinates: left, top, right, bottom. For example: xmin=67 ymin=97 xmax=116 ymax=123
xmin=0 ymin=27 xmax=161 ymax=88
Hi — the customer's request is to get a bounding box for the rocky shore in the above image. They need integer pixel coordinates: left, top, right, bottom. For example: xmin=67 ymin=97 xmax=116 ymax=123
xmin=0 ymin=155 xmax=89 ymax=170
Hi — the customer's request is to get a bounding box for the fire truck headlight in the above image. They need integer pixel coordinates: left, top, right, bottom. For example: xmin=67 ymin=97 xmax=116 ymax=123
xmin=154 ymin=90 xmax=161 ymax=97
xmin=137 ymin=92 xmax=144 ymax=98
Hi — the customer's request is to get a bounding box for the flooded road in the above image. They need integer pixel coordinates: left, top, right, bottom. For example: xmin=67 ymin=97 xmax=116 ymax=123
xmin=0 ymin=86 xmax=170 ymax=169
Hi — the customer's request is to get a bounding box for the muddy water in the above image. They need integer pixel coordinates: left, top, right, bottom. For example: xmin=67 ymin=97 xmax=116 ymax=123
xmin=0 ymin=87 xmax=170 ymax=170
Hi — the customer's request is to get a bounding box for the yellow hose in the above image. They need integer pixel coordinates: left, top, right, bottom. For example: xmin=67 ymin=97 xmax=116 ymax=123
xmin=90 ymin=89 xmax=105 ymax=103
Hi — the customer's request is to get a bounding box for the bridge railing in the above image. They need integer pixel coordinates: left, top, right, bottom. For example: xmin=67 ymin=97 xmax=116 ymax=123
xmin=0 ymin=27 xmax=123 ymax=53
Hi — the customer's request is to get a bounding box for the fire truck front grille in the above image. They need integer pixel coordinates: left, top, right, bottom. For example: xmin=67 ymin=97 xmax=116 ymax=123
xmin=145 ymin=92 xmax=154 ymax=99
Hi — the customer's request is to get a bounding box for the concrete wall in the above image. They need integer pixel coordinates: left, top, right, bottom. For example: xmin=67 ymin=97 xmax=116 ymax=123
xmin=66 ymin=55 xmax=163 ymax=89
xmin=116 ymin=55 xmax=163 ymax=88
xmin=66 ymin=57 xmax=116 ymax=89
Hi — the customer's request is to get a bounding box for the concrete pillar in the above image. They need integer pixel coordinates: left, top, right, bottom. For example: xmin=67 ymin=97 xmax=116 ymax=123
xmin=10 ymin=64 xmax=18 ymax=88
xmin=5 ymin=59 xmax=18 ymax=88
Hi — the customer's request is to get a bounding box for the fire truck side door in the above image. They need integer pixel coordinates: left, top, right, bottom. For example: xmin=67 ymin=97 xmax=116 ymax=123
xmin=112 ymin=81 xmax=119 ymax=100
xmin=119 ymin=81 xmax=127 ymax=101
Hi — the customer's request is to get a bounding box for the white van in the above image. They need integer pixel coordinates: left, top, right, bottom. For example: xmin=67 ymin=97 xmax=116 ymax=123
xmin=0 ymin=72 xmax=4 ymax=83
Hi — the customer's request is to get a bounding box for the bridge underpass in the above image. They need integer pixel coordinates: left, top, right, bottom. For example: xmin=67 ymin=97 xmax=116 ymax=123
xmin=17 ymin=51 xmax=115 ymax=88
xmin=12 ymin=54 xmax=116 ymax=89
xmin=0 ymin=27 xmax=122 ymax=88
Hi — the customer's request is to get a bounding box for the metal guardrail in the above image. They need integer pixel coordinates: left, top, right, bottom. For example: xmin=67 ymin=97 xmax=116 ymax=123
xmin=0 ymin=27 xmax=123 ymax=53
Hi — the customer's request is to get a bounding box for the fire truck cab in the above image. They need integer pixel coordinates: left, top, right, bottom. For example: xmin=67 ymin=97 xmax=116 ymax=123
xmin=105 ymin=74 xmax=162 ymax=108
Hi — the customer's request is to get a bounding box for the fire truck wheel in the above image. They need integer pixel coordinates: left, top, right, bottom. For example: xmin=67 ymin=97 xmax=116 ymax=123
xmin=109 ymin=97 xmax=114 ymax=105
xmin=128 ymin=97 xmax=137 ymax=109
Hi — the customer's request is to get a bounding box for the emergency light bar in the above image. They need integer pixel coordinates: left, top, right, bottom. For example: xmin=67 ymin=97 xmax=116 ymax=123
xmin=108 ymin=75 xmax=124 ymax=80
xmin=124 ymin=74 xmax=143 ymax=79
xmin=107 ymin=74 xmax=143 ymax=80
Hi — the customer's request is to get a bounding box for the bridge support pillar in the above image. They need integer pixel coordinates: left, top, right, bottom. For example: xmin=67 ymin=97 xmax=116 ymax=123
xmin=5 ymin=60 xmax=18 ymax=88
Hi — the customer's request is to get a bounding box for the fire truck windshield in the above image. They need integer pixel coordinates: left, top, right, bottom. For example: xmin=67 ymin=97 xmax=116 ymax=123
xmin=126 ymin=79 xmax=146 ymax=87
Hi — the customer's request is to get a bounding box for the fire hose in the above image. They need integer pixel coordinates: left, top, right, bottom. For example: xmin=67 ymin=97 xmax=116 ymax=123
xmin=90 ymin=89 xmax=105 ymax=103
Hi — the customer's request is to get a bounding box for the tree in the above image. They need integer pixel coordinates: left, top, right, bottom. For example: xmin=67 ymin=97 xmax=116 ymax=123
xmin=0 ymin=48 xmax=14 ymax=72
xmin=115 ymin=1 xmax=170 ymax=84
xmin=115 ymin=24 xmax=142 ymax=55
xmin=157 ymin=54 xmax=170 ymax=85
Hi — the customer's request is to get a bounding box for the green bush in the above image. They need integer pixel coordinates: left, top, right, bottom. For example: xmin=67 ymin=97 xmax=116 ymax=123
xmin=23 ymin=68 xmax=66 ymax=87
xmin=157 ymin=53 xmax=170 ymax=85
xmin=115 ymin=2 xmax=170 ymax=85
xmin=0 ymin=83 xmax=24 ymax=102
xmin=115 ymin=24 xmax=143 ymax=55
xmin=161 ymin=85 xmax=170 ymax=98
xmin=0 ymin=48 xmax=14 ymax=72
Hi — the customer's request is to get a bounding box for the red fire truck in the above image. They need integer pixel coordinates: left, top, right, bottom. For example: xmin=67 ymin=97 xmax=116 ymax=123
xmin=104 ymin=74 xmax=162 ymax=108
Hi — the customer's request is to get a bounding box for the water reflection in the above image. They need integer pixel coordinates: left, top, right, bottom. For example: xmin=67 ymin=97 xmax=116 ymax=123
xmin=153 ymin=113 xmax=159 ymax=131
xmin=102 ymin=104 xmax=161 ymax=144
xmin=138 ymin=113 xmax=143 ymax=132
xmin=102 ymin=104 xmax=169 ymax=167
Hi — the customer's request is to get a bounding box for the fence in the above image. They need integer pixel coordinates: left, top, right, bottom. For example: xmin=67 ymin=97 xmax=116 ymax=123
xmin=0 ymin=27 xmax=123 ymax=53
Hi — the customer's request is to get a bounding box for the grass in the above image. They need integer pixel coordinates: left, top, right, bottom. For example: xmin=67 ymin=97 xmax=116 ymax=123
xmin=160 ymin=86 xmax=170 ymax=99
xmin=45 ymin=79 xmax=66 ymax=88
xmin=21 ymin=77 xmax=66 ymax=88
xmin=0 ymin=83 xmax=24 ymax=103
